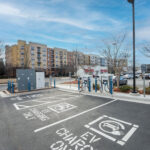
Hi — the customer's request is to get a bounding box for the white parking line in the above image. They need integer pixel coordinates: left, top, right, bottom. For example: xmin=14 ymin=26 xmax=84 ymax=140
xmin=34 ymin=99 xmax=118 ymax=133
xmin=107 ymin=116 xmax=132 ymax=126
xmin=122 ymin=126 xmax=139 ymax=142
xmin=14 ymin=93 xmax=76 ymax=105
xmin=13 ymin=95 xmax=81 ymax=110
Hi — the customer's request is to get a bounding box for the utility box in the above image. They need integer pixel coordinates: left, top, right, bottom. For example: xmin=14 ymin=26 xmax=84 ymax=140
xmin=36 ymin=72 xmax=45 ymax=89
xmin=16 ymin=69 xmax=36 ymax=91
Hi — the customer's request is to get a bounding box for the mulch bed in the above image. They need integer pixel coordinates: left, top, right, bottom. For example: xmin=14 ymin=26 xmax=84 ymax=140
xmin=62 ymin=80 xmax=78 ymax=84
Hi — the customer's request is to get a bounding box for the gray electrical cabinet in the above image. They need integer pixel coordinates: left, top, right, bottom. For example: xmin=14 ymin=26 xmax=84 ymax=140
xmin=16 ymin=69 xmax=36 ymax=91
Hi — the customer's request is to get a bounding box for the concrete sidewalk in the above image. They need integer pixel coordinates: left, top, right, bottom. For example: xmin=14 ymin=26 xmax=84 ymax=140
xmin=57 ymin=84 xmax=150 ymax=104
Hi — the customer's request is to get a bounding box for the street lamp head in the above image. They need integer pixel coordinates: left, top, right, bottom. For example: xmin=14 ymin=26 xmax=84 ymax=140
xmin=127 ymin=0 xmax=134 ymax=4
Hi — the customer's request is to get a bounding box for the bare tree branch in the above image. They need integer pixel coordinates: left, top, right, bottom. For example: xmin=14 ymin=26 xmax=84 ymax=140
xmin=100 ymin=33 xmax=130 ymax=88
xmin=0 ymin=41 xmax=4 ymax=59
xmin=142 ymin=44 xmax=150 ymax=57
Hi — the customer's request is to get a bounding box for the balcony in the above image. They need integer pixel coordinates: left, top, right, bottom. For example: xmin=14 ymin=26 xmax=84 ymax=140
xmin=37 ymin=51 xmax=41 ymax=54
xmin=37 ymin=62 xmax=41 ymax=65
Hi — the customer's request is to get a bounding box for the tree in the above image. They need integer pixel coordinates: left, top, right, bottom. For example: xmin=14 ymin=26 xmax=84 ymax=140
xmin=101 ymin=34 xmax=130 ymax=88
xmin=0 ymin=59 xmax=5 ymax=76
xmin=0 ymin=41 xmax=5 ymax=76
xmin=142 ymin=44 xmax=150 ymax=57
xmin=0 ymin=41 xmax=4 ymax=59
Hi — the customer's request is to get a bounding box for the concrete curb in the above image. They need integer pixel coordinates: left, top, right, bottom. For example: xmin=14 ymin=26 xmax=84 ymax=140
xmin=57 ymin=87 xmax=150 ymax=105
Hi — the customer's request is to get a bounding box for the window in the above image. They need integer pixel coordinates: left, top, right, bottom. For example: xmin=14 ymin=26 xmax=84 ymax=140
xmin=31 ymin=51 xmax=34 ymax=54
xmin=37 ymin=47 xmax=41 ymax=52
xmin=20 ymin=52 xmax=24 ymax=55
xmin=20 ymin=58 xmax=24 ymax=62
xmin=31 ymin=46 xmax=34 ymax=50
xmin=43 ymin=49 xmax=47 ymax=52
xmin=20 ymin=46 xmax=24 ymax=50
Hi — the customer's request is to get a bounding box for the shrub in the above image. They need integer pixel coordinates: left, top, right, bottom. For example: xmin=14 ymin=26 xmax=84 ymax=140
xmin=119 ymin=85 xmax=132 ymax=93
xmin=146 ymin=87 xmax=150 ymax=94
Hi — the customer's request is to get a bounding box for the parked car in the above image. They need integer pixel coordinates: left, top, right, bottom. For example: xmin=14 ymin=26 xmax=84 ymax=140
xmin=113 ymin=76 xmax=127 ymax=86
xmin=142 ymin=73 xmax=150 ymax=79
xmin=123 ymin=74 xmax=133 ymax=79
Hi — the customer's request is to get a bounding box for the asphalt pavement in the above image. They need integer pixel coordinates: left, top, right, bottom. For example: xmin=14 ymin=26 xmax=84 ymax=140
xmin=0 ymin=89 xmax=150 ymax=150
xmin=0 ymin=84 xmax=7 ymax=91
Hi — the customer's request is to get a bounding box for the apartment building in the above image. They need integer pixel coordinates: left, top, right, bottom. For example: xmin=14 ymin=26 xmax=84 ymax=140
xmin=29 ymin=42 xmax=47 ymax=70
xmin=54 ymin=48 xmax=67 ymax=68
xmin=100 ymin=57 xmax=106 ymax=66
xmin=67 ymin=51 xmax=74 ymax=66
xmin=5 ymin=45 xmax=12 ymax=67
xmin=5 ymin=40 xmax=47 ymax=70
xmin=89 ymin=54 xmax=106 ymax=66
xmin=47 ymin=48 xmax=55 ymax=75
xmin=90 ymin=54 xmax=98 ymax=65
xmin=72 ymin=51 xmax=85 ymax=66
xmin=84 ymin=54 xmax=90 ymax=65
xmin=141 ymin=64 xmax=150 ymax=73
xmin=5 ymin=40 xmax=28 ymax=68
xmin=5 ymin=40 xmax=107 ymax=77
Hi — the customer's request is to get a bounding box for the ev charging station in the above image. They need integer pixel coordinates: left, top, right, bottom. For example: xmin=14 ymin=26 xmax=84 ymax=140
xmin=78 ymin=74 xmax=113 ymax=95
xmin=97 ymin=74 xmax=113 ymax=94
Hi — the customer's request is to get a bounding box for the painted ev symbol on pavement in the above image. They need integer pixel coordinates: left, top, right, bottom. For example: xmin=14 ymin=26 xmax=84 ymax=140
xmin=99 ymin=120 xmax=125 ymax=136
xmin=85 ymin=115 xmax=139 ymax=146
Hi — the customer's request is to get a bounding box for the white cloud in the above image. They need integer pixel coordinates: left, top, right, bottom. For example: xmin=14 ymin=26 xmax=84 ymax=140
xmin=37 ymin=34 xmax=80 ymax=44
xmin=0 ymin=2 xmax=125 ymax=32
xmin=0 ymin=3 xmax=28 ymax=18
xmin=0 ymin=3 xmax=19 ymax=16
xmin=136 ymin=26 xmax=150 ymax=41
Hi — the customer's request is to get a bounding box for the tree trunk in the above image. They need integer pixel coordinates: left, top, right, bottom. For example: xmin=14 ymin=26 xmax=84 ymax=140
xmin=117 ymin=74 xmax=120 ymax=88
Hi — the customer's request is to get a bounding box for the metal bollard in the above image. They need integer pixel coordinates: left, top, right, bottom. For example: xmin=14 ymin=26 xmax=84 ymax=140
xmin=88 ymin=78 xmax=91 ymax=92
xmin=109 ymin=76 xmax=113 ymax=95
xmin=95 ymin=78 xmax=97 ymax=92
xmin=8 ymin=81 xmax=10 ymax=92
xmin=143 ymin=75 xmax=146 ymax=97
xmin=28 ymin=80 xmax=31 ymax=91
xmin=11 ymin=81 xmax=14 ymax=93
xmin=78 ymin=78 xmax=80 ymax=91
xmin=54 ymin=79 xmax=56 ymax=88
xmin=9 ymin=81 xmax=12 ymax=92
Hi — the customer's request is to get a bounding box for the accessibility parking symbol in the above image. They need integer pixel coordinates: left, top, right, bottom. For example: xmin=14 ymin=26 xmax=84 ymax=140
xmin=84 ymin=115 xmax=139 ymax=146
xmin=48 ymin=102 xmax=77 ymax=113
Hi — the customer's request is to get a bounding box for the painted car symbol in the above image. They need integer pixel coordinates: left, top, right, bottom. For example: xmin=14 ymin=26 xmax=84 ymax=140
xmin=99 ymin=120 xmax=125 ymax=136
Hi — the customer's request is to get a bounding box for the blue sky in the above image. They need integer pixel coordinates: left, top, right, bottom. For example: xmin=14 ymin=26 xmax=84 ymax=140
xmin=0 ymin=0 xmax=150 ymax=64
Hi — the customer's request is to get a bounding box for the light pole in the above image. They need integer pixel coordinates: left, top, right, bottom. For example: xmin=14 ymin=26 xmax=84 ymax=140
xmin=127 ymin=0 xmax=136 ymax=93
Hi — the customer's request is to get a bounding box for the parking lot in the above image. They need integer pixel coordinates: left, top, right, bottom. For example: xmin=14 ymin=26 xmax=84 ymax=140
xmin=0 ymin=89 xmax=150 ymax=150
xmin=127 ymin=78 xmax=150 ymax=89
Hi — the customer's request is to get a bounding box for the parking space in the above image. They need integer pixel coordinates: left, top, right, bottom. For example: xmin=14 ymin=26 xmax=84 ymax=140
xmin=0 ymin=89 xmax=150 ymax=150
